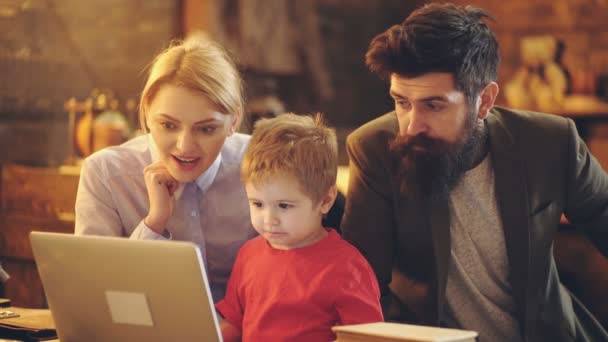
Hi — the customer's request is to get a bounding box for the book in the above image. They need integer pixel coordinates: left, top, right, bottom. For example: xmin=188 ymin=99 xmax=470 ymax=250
xmin=0 ymin=307 xmax=57 ymax=341
xmin=332 ymin=322 xmax=478 ymax=342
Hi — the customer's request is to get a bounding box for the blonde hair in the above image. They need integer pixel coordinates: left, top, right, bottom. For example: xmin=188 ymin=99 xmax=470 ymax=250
xmin=242 ymin=113 xmax=338 ymax=203
xmin=139 ymin=35 xmax=244 ymax=131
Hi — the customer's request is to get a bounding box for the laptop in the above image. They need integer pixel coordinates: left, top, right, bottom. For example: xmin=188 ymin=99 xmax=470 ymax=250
xmin=30 ymin=231 xmax=223 ymax=342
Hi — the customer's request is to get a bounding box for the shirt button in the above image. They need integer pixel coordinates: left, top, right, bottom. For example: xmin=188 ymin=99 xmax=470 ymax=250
xmin=191 ymin=211 xmax=197 ymax=217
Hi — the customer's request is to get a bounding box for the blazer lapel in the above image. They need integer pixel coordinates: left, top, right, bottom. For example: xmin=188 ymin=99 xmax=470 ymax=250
xmin=428 ymin=196 xmax=450 ymax=324
xmin=396 ymin=187 xmax=449 ymax=325
xmin=486 ymin=113 xmax=530 ymax=332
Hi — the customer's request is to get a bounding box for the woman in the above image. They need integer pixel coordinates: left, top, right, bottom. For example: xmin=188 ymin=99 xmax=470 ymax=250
xmin=75 ymin=36 xmax=256 ymax=302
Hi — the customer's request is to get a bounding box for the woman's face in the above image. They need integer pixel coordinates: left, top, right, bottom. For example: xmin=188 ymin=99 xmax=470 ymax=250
xmin=146 ymin=84 xmax=237 ymax=182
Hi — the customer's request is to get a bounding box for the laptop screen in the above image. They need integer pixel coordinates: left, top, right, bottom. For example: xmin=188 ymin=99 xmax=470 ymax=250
xmin=30 ymin=232 xmax=223 ymax=342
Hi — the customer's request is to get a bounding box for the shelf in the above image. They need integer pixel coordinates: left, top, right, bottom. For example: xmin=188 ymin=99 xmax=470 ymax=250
xmin=550 ymin=95 xmax=608 ymax=118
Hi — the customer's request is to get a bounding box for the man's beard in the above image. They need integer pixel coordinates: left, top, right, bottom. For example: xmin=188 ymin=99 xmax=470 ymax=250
xmin=389 ymin=112 xmax=486 ymax=201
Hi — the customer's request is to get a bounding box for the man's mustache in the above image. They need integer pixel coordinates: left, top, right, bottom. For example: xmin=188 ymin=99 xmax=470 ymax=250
xmin=390 ymin=133 xmax=450 ymax=157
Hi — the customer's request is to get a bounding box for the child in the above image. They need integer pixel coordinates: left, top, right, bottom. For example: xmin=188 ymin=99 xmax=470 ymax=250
xmin=215 ymin=113 xmax=383 ymax=342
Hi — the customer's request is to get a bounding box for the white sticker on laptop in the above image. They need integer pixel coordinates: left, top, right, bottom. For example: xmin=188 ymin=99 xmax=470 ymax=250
xmin=105 ymin=290 xmax=154 ymax=326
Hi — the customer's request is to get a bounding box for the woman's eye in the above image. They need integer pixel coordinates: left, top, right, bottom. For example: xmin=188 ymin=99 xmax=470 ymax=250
xmin=198 ymin=126 xmax=217 ymax=134
xmin=161 ymin=121 xmax=176 ymax=130
xmin=251 ymin=201 xmax=263 ymax=208
xmin=278 ymin=203 xmax=292 ymax=209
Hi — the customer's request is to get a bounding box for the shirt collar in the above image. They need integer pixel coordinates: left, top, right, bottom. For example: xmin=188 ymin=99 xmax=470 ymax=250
xmin=147 ymin=134 xmax=222 ymax=199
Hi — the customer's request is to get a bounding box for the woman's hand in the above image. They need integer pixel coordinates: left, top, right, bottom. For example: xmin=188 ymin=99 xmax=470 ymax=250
xmin=143 ymin=161 xmax=178 ymax=234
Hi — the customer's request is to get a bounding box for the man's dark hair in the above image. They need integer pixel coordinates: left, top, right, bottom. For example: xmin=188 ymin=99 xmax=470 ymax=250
xmin=366 ymin=3 xmax=499 ymax=106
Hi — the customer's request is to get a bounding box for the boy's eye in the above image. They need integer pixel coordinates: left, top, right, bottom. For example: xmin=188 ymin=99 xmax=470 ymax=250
xmin=278 ymin=203 xmax=292 ymax=209
xmin=250 ymin=201 xmax=263 ymax=208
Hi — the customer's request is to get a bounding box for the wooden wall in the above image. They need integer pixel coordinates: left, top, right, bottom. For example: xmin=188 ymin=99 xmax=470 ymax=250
xmin=0 ymin=164 xmax=79 ymax=307
xmin=0 ymin=0 xmax=181 ymax=167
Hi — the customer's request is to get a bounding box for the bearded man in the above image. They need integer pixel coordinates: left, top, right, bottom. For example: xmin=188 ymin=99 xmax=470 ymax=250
xmin=341 ymin=3 xmax=608 ymax=342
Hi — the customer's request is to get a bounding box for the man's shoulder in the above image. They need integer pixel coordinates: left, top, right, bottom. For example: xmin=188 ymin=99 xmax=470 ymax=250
xmin=490 ymin=106 xmax=570 ymax=134
xmin=347 ymin=111 xmax=398 ymax=152
xmin=488 ymin=106 xmax=574 ymax=166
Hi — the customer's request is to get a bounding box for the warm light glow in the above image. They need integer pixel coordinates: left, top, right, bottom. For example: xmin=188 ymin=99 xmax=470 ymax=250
xmin=337 ymin=165 xmax=350 ymax=195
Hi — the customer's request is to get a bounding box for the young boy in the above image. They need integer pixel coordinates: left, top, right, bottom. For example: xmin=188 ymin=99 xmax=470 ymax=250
xmin=215 ymin=113 xmax=383 ymax=341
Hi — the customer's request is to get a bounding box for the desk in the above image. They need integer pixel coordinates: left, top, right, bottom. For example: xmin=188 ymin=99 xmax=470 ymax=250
xmin=0 ymin=307 xmax=57 ymax=341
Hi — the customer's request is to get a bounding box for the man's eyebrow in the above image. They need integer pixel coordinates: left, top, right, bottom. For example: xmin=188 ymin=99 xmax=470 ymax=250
xmin=419 ymin=95 xmax=449 ymax=102
xmin=389 ymin=90 xmax=406 ymax=99
xmin=389 ymin=92 xmax=449 ymax=102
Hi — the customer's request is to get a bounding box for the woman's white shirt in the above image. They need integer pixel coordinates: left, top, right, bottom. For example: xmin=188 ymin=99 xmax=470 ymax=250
xmin=75 ymin=133 xmax=256 ymax=301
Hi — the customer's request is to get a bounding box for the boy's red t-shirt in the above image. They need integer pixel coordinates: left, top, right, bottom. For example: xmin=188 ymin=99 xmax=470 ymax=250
xmin=216 ymin=229 xmax=383 ymax=342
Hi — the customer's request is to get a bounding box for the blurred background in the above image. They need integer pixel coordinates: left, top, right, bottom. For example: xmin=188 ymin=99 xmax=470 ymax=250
xmin=1 ymin=0 xmax=606 ymax=167
xmin=1 ymin=0 xmax=608 ymax=324
xmin=0 ymin=0 xmax=420 ymax=167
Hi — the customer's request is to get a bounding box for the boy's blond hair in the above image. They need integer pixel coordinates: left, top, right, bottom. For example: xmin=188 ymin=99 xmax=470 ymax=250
xmin=242 ymin=113 xmax=338 ymax=203
xmin=139 ymin=34 xmax=244 ymax=132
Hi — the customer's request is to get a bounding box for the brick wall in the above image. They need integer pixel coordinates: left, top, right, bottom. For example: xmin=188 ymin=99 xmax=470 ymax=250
xmin=446 ymin=0 xmax=608 ymax=104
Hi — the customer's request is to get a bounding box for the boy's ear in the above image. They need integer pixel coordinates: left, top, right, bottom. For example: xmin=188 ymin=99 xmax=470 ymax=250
xmin=320 ymin=185 xmax=338 ymax=215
